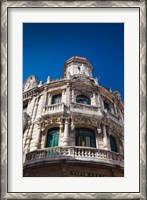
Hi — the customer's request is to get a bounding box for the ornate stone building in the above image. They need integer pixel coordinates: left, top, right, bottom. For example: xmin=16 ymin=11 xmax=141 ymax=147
xmin=23 ymin=56 xmax=124 ymax=177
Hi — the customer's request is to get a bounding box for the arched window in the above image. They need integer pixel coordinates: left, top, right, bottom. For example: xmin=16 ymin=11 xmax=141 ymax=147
xmin=110 ymin=135 xmax=118 ymax=152
xmin=52 ymin=94 xmax=62 ymax=104
xmin=46 ymin=128 xmax=59 ymax=147
xmin=76 ymin=128 xmax=96 ymax=148
xmin=104 ymin=101 xmax=110 ymax=111
xmin=76 ymin=95 xmax=91 ymax=105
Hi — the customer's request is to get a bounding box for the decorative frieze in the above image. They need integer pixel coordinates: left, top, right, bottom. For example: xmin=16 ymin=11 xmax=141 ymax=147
xmin=74 ymin=89 xmax=93 ymax=98
xmin=35 ymin=116 xmax=62 ymax=131
xmin=73 ymin=115 xmax=102 ymax=127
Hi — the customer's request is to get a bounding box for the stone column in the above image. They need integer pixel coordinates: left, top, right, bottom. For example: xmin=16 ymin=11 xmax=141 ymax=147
xmin=66 ymin=83 xmax=70 ymax=105
xmin=34 ymin=127 xmax=41 ymax=150
xmin=97 ymin=93 xmax=102 ymax=115
xmin=48 ymin=93 xmax=52 ymax=105
xmin=63 ymin=118 xmax=69 ymax=146
xmin=114 ymin=102 xmax=118 ymax=116
xmin=110 ymin=104 xmax=115 ymax=114
xmin=59 ymin=122 xmax=64 ymax=146
xmin=29 ymin=124 xmax=41 ymax=151
xmin=119 ymin=110 xmax=124 ymax=123
xmin=71 ymin=89 xmax=75 ymax=102
xmin=42 ymin=88 xmax=48 ymax=112
xmin=70 ymin=118 xmax=75 ymax=146
xmin=93 ymin=92 xmax=96 ymax=106
xmin=102 ymin=124 xmax=108 ymax=150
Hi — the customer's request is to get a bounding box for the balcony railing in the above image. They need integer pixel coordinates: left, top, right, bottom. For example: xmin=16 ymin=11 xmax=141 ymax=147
xmin=70 ymin=102 xmax=102 ymax=116
xmin=23 ymin=89 xmax=38 ymax=101
xmin=43 ymin=102 xmax=64 ymax=115
xmin=25 ymin=146 xmax=124 ymax=167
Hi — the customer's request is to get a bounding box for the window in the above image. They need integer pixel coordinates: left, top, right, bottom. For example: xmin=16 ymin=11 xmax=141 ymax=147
xmin=76 ymin=128 xmax=96 ymax=147
xmin=110 ymin=135 xmax=118 ymax=152
xmin=46 ymin=128 xmax=59 ymax=147
xmin=52 ymin=94 xmax=62 ymax=104
xmin=76 ymin=95 xmax=91 ymax=105
xmin=104 ymin=101 xmax=110 ymax=111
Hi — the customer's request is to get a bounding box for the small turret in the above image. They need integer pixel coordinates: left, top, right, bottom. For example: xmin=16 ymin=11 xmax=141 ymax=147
xmin=63 ymin=56 xmax=94 ymax=79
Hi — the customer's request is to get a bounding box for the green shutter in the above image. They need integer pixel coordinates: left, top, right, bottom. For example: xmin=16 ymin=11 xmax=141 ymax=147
xmin=46 ymin=128 xmax=59 ymax=147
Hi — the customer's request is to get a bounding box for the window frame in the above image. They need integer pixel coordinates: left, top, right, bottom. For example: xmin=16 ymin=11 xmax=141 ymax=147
xmin=109 ymin=135 xmax=118 ymax=153
xmin=75 ymin=128 xmax=96 ymax=148
xmin=51 ymin=94 xmax=62 ymax=104
xmin=76 ymin=95 xmax=91 ymax=105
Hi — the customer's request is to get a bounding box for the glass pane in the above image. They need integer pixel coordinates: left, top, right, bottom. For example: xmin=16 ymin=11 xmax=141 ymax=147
xmin=81 ymin=136 xmax=86 ymax=146
xmin=86 ymin=136 xmax=90 ymax=147
xmin=75 ymin=128 xmax=96 ymax=148
xmin=52 ymin=94 xmax=61 ymax=104
xmin=110 ymin=136 xmax=118 ymax=152
xmin=76 ymin=95 xmax=91 ymax=105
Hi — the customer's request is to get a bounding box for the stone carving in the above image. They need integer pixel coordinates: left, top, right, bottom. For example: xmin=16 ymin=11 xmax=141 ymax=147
xmin=23 ymin=112 xmax=31 ymax=132
xmin=70 ymin=102 xmax=98 ymax=112
xmin=71 ymin=74 xmax=92 ymax=85
xmin=73 ymin=116 xmax=101 ymax=127
xmin=74 ymin=89 xmax=93 ymax=98
xmin=23 ymin=75 xmax=38 ymax=92
xmin=106 ymin=120 xmax=123 ymax=136
xmin=36 ymin=116 xmax=62 ymax=131
xmin=47 ymin=76 xmax=51 ymax=83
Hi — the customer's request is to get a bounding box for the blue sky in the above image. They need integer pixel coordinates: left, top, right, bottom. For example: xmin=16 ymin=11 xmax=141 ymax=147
xmin=23 ymin=23 xmax=124 ymax=101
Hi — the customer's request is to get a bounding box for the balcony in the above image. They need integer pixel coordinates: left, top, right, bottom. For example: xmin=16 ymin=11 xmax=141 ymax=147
xmin=70 ymin=102 xmax=102 ymax=117
xmin=42 ymin=102 xmax=65 ymax=116
xmin=24 ymin=146 xmax=124 ymax=168
xmin=105 ymin=110 xmax=123 ymax=127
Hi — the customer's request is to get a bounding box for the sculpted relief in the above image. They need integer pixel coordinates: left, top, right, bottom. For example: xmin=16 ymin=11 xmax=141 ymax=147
xmin=23 ymin=75 xmax=38 ymax=92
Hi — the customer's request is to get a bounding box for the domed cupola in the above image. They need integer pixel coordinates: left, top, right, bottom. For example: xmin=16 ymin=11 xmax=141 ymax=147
xmin=64 ymin=56 xmax=94 ymax=79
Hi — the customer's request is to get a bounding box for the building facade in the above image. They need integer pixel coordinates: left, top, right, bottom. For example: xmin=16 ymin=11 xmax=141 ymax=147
xmin=23 ymin=56 xmax=124 ymax=177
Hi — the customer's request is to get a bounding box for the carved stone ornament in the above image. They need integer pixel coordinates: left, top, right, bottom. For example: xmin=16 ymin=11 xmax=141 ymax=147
xmin=74 ymin=89 xmax=93 ymax=98
xmin=71 ymin=74 xmax=92 ymax=85
xmin=73 ymin=116 xmax=101 ymax=127
xmin=97 ymin=128 xmax=101 ymax=134
xmin=107 ymin=121 xmax=123 ymax=136
xmin=23 ymin=75 xmax=38 ymax=92
xmin=23 ymin=112 xmax=31 ymax=132
xmin=36 ymin=117 xmax=45 ymax=131
xmin=36 ymin=116 xmax=62 ymax=131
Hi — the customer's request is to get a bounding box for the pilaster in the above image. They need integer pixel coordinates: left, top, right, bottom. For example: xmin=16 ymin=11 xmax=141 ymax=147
xmin=63 ymin=117 xmax=70 ymax=146
xmin=66 ymin=83 xmax=71 ymax=105
xmin=102 ymin=124 xmax=109 ymax=150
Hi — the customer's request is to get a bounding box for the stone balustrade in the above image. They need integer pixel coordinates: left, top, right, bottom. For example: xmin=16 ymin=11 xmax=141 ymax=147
xmin=23 ymin=90 xmax=38 ymax=100
xmin=25 ymin=146 xmax=124 ymax=167
xmin=70 ymin=102 xmax=101 ymax=116
xmin=45 ymin=102 xmax=65 ymax=113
